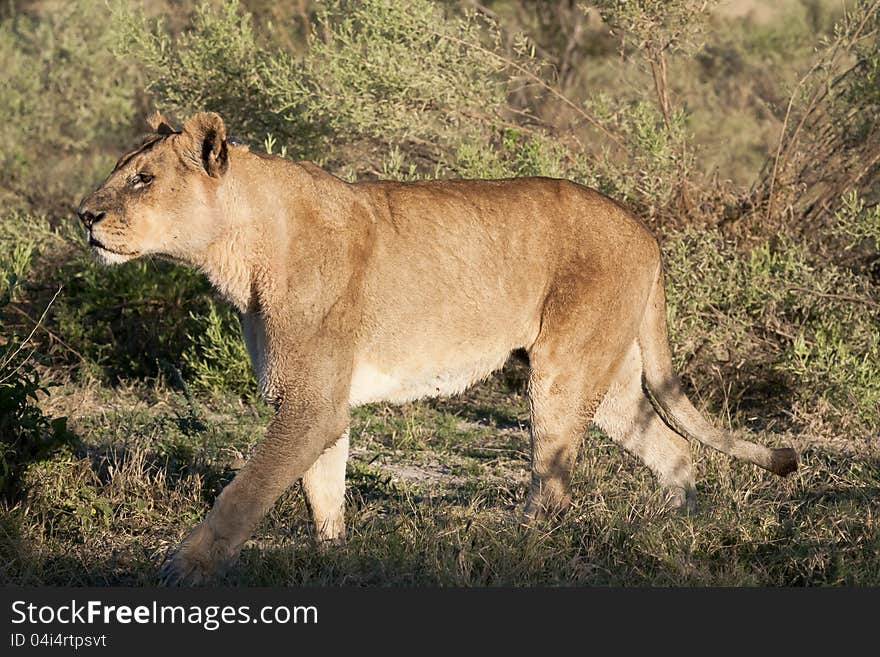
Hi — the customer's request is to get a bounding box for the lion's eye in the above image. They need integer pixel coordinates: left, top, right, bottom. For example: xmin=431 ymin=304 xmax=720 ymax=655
xmin=131 ymin=173 xmax=154 ymax=187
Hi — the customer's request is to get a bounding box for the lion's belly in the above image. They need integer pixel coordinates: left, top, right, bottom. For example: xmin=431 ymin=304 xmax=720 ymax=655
xmin=349 ymin=276 xmax=543 ymax=406
xmin=348 ymin=348 xmax=513 ymax=406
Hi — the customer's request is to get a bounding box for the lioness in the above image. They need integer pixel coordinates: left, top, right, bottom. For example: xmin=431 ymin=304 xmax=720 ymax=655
xmin=77 ymin=112 xmax=797 ymax=584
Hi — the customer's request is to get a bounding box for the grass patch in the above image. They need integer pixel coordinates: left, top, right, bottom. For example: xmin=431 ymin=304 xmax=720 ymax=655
xmin=2 ymin=379 xmax=878 ymax=586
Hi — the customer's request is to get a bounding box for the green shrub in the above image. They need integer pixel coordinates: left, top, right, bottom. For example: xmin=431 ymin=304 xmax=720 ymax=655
xmin=0 ymin=0 xmax=141 ymax=210
xmin=1 ymin=217 xmax=254 ymax=398
xmin=0 ymin=241 xmax=74 ymax=498
xmin=112 ymin=0 xmax=561 ymax=181
xmin=585 ymin=96 xmax=690 ymax=209
xmin=52 ymin=253 xmax=216 ymax=381
xmin=664 ymin=196 xmax=879 ymax=433
xmin=182 ymin=303 xmax=256 ymax=399
xmin=2 ymin=0 xmax=876 ymax=423
xmin=0 ymin=207 xmax=249 ymax=398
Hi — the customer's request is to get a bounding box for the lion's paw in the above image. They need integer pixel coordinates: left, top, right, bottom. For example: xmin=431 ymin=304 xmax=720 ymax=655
xmin=664 ymin=485 xmax=697 ymax=516
xmin=159 ymin=522 xmax=237 ymax=586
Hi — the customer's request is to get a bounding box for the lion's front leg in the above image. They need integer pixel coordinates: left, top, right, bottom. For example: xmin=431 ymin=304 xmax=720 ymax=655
xmin=160 ymin=396 xmax=350 ymax=585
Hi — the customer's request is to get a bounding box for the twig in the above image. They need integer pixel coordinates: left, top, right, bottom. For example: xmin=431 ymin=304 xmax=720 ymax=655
xmin=764 ymin=0 xmax=880 ymax=221
xmin=430 ymin=29 xmax=626 ymax=150
xmin=786 ymin=286 xmax=880 ymax=309
xmin=649 ymin=53 xmax=672 ymax=131
xmin=765 ymin=61 xmax=823 ymax=222
xmin=6 ymin=302 xmax=85 ymax=362
xmin=0 ymin=285 xmax=63 ymax=383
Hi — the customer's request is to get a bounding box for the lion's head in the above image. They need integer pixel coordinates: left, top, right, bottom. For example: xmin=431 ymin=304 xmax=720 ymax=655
xmin=77 ymin=111 xmax=230 ymax=265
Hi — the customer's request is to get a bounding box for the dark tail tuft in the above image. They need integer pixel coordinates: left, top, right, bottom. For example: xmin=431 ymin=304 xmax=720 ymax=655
xmin=770 ymin=447 xmax=799 ymax=477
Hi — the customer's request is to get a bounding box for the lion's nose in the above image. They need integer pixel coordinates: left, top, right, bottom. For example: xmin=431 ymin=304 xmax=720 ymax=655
xmin=77 ymin=209 xmax=105 ymax=229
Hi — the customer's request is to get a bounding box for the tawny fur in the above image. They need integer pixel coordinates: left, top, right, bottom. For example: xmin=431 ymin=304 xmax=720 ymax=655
xmin=78 ymin=112 xmax=797 ymax=585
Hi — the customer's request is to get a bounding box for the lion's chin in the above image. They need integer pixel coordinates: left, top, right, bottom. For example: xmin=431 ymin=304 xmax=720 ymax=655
xmin=92 ymin=245 xmax=138 ymax=266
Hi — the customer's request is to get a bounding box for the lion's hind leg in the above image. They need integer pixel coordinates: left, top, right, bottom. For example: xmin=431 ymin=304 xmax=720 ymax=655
xmin=302 ymin=430 xmax=349 ymax=543
xmin=594 ymin=342 xmax=696 ymax=514
xmin=523 ymin=290 xmax=639 ymax=520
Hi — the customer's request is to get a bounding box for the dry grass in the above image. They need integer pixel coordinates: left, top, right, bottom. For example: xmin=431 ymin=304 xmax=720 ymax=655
xmin=3 ymin=367 xmax=878 ymax=587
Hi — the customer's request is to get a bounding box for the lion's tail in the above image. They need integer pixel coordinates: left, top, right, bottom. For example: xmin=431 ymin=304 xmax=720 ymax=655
xmin=636 ymin=264 xmax=798 ymax=477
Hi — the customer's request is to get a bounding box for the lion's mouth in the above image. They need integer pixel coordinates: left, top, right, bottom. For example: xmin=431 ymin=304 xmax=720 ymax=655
xmin=88 ymin=235 xmax=139 ymax=258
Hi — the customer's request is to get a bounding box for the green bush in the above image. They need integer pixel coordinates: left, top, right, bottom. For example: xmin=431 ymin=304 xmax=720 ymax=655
xmin=113 ymin=0 xmax=564 ymax=181
xmin=52 ymin=253 xmax=216 ymax=382
xmin=39 ymin=222 xmax=256 ymax=396
xmin=0 ymin=0 xmax=141 ymax=210
xmin=0 ymin=241 xmax=74 ymax=498
xmin=0 ymin=0 xmax=876 ymax=424
xmin=0 ymin=214 xmax=247 ymax=398
xmin=664 ymin=195 xmax=879 ymax=433
xmin=182 ymin=303 xmax=256 ymax=399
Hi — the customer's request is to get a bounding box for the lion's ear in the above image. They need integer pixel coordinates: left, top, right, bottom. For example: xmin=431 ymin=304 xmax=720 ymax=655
xmin=147 ymin=110 xmax=176 ymax=136
xmin=181 ymin=112 xmax=228 ymax=178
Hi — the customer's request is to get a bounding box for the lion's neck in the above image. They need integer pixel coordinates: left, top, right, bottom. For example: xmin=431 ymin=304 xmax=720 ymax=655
xmin=188 ymin=165 xmax=266 ymax=312
xmin=196 ymin=227 xmax=258 ymax=312
xmin=184 ymin=151 xmax=297 ymax=313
